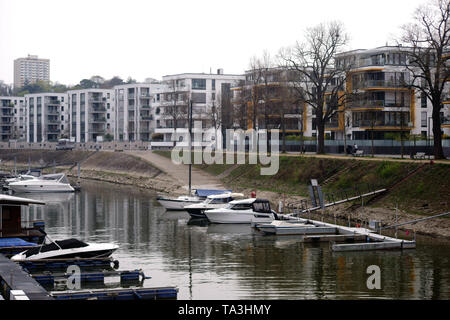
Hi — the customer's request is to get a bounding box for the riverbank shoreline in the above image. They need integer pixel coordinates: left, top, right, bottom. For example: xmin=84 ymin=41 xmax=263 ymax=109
xmin=1 ymin=149 xmax=449 ymax=240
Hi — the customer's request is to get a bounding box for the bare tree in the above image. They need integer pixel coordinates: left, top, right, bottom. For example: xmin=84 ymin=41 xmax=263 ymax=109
xmin=231 ymin=81 xmax=248 ymax=130
xmin=399 ymin=0 xmax=450 ymax=159
xmin=281 ymin=21 xmax=349 ymax=154
xmin=162 ymin=79 xmax=189 ymax=131
xmin=210 ymin=94 xmax=222 ymax=149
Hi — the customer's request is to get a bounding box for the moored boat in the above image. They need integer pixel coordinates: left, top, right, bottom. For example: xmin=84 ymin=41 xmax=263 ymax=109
xmin=184 ymin=192 xmax=245 ymax=218
xmin=204 ymin=198 xmax=277 ymax=224
xmin=11 ymin=238 xmax=119 ymax=261
xmin=9 ymin=173 xmax=75 ymax=193
xmin=157 ymin=189 xmax=231 ymax=211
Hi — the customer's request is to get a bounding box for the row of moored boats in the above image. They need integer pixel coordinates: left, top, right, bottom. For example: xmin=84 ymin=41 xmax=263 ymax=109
xmin=157 ymin=190 xmax=287 ymax=225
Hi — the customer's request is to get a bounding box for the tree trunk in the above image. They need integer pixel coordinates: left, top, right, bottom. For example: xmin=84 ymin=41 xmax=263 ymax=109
xmin=281 ymin=116 xmax=286 ymax=153
xmin=317 ymin=122 xmax=325 ymax=154
xmin=432 ymin=103 xmax=445 ymax=159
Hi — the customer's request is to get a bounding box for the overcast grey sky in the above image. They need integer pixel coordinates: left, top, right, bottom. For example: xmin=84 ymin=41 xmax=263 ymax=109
xmin=0 ymin=0 xmax=426 ymax=86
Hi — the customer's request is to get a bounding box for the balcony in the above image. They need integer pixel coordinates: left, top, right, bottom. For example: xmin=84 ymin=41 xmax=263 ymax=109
xmin=46 ymin=100 xmax=61 ymax=105
xmin=89 ymin=117 xmax=106 ymax=123
xmin=353 ymin=120 xmax=413 ymax=128
xmin=441 ymin=116 xmax=450 ymax=126
xmin=354 ymin=80 xmax=409 ymax=90
xmin=348 ymin=100 xmax=411 ymax=109
xmin=90 ymin=107 xmax=106 ymax=113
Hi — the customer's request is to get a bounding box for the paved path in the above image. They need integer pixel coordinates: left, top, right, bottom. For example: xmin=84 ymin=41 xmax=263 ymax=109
xmin=127 ymin=151 xmax=226 ymax=192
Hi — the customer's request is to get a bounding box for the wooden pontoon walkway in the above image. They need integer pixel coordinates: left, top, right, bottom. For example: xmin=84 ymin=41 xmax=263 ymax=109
xmin=0 ymin=253 xmax=53 ymax=300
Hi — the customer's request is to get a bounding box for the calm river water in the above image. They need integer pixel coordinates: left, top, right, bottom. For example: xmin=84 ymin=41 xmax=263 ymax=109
xmin=19 ymin=180 xmax=450 ymax=300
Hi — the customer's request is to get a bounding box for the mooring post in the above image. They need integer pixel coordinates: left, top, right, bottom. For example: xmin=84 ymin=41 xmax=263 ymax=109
xmin=395 ymin=204 xmax=399 ymax=239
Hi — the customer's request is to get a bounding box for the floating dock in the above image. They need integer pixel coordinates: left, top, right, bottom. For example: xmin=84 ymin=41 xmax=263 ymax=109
xmin=0 ymin=253 xmax=53 ymax=300
xmin=50 ymin=286 xmax=178 ymax=300
xmin=255 ymin=217 xmax=416 ymax=251
xmin=32 ymin=269 xmax=147 ymax=290
xmin=19 ymin=257 xmax=119 ymax=273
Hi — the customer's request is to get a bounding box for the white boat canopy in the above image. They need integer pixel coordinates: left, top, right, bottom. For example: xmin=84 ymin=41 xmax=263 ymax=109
xmin=40 ymin=173 xmax=70 ymax=184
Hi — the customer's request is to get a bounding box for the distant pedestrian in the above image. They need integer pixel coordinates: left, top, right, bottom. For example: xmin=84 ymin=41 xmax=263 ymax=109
xmin=346 ymin=145 xmax=352 ymax=155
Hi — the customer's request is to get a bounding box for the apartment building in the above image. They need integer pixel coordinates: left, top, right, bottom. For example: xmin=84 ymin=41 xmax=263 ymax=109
xmin=14 ymin=55 xmax=50 ymax=89
xmin=25 ymin=93 xmax=69 ymax=143
xmin=0 ymin=96 xmax=26 ymax=142
xmin=151 ymin=70 xmax=244 ymax=148
xmin=231 ymin=67 xmax=304 ymax=134
xmin=67 ymin=89 xmax=115 ymax=143
xmin=114 ymin=83 xmax=163 ymax=142
xmin=333 ymin=46 xmax=420 ymax=141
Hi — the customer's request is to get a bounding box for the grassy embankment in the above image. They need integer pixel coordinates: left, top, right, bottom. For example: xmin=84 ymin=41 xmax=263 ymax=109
xmin=154 ymin=150 xmax=450 ymax=216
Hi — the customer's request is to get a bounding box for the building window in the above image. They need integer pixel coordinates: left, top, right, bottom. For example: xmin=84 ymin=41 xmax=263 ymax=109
xmin=421 ymin=93 xmax=427 ymax=108
xmin=421 ymin=111 xmax=427 ymax=127
xmin=212 ymin=79 xmax=215 ymax=90
xmin=192 ymin=79 xmax=206 ymax=90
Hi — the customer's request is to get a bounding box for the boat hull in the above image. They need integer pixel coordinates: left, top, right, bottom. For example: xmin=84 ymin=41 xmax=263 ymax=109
xmin=9 ymin=183 xmax=75 ymax=193
xmin=11 ymin=243 xmax=118 ymax=261
xmin=157 ymin=198 xmax=202 ymax=211
xmin=204 ymin=210 xmax=275 ymax=224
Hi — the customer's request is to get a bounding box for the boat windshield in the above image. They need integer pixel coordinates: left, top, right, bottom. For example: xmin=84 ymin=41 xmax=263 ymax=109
xmin=230 ymin=203 xmax=253 ymax=210
xmin=210 ymin=197 xmax=232 ymax=204
xmin=23 ymin=238 xmax=88 ymax=257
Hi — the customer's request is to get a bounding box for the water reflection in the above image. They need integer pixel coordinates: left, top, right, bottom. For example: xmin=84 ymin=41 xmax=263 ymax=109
xmin=20 ymin=180 xmax=450 ymax=300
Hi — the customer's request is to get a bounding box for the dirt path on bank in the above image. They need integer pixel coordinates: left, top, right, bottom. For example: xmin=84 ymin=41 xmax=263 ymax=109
xmin=126 ymin=151 xmax=227 ymax=193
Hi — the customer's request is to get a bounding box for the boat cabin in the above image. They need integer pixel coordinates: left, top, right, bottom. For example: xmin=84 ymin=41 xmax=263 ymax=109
xmin=0 ymin=195 xmax=46 ymax=243
xmin=229 ymin=198 xmax=272 ymax=213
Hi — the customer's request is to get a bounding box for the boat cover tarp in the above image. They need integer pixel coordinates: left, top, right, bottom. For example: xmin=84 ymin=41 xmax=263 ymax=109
xmin=194 ymin=189 xmax=232 ymax=197
xmin=0 ymin=238 xmax=38 ymax=248
xmin=24 ymin=238 xmax=88 ymax=257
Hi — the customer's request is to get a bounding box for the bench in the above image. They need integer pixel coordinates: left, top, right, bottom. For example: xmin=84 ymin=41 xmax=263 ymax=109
xmin=414 ymin=152 xmax=426 ymax=159
xmin=353 ymin=150 xmax=364 ymax=157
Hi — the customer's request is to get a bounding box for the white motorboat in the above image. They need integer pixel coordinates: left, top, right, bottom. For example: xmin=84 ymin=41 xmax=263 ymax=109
xmin=184 ymin=192 xmax=245 ymax=219
xmin=204 ymin=198 xmax=277 ymax=224
xmin=9 ymin=173 xmax=75 ymax=193
xmin=157 ymin=195 xmax=203 ymax=211
xmin=11 ymin=238 xmax=119 ymax=261
xmin=157 ymin=189 xmax=231 ymax=211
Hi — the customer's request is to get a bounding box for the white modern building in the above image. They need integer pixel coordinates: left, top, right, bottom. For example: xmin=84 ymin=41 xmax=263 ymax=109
xmin=151 ymin=70 xmax=245 ymax=149
xmin=67 ymin=89 xmax=115 ymax=143
xmin=0 ymin=96 xmax=26 ymax=142
xmin=14 ymin=55 xmax=50 ymax=89
xmin=25 ymin=93 xmax=69 ymax=143
xmin=113 ymin=83 xmax=163 ymax=142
